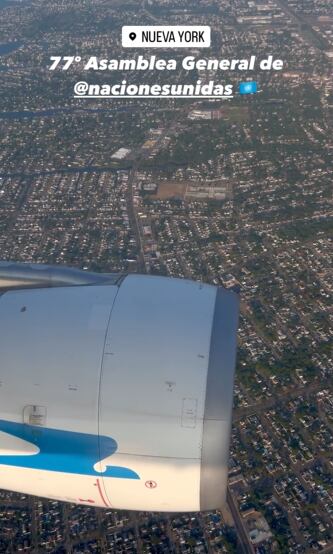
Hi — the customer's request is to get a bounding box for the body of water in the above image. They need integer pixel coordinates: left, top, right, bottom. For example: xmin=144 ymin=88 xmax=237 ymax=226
xmin=0 ymin=106 xmax=136 ymax=119
xmin=0 ymin=41 xmax=22 ymax=55
xmin=0 ymin=0 xmax=27 ymax=8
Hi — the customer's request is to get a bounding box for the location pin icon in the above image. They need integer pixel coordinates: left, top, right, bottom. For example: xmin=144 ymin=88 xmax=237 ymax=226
xmin=129 ymin=32 xmax=136 ymax=41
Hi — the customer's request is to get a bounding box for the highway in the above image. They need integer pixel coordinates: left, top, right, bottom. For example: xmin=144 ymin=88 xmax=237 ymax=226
xmin=227 ymin=487 xmax=255 ymax=554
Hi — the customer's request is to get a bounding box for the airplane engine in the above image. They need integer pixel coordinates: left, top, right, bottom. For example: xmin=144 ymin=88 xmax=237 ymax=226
xmin=0 ymin=262 xmax=239 ymax=511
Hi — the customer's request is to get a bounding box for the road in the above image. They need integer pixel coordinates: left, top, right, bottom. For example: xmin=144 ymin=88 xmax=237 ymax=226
xmin=126 ymin=165 xmax=146 ymax=273
xmin=227 ymin=487 xmax=255 ymax=554
xmin=273 ymin=0 xmax=329 ymax=50
xmin=233 ymin=378 xmax=329 ymax=422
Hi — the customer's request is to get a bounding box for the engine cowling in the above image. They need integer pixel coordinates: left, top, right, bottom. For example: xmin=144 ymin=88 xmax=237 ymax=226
xmin=0 ymin=263 xmax=239 ymax=511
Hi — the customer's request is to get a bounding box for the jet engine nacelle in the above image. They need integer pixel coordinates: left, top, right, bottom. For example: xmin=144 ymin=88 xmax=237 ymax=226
xmin=0 ymin=262 xmax=239 ymax=512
